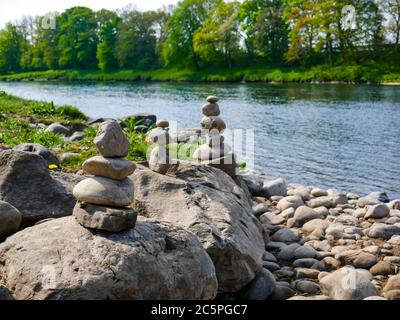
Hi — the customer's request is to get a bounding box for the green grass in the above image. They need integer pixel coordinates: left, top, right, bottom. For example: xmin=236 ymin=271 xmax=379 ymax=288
xmin=1 ymin=64 xmax=400 ymax=83
xmin=0 ymin=92 xmax=150 ymax=171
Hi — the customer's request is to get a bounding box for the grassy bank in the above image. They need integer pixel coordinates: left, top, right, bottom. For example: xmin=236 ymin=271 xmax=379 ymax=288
xmin=0 ymin=92 xmax=150 ymax=171
xmin=1 ymin=64 xmax=400 ymax=84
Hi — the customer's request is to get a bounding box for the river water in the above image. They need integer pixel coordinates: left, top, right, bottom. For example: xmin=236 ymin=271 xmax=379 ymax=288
xmin=1 ymin=81 xmax=399 ymax=198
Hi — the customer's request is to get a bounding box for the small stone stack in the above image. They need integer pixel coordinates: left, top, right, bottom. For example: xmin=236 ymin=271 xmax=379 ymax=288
xmin=148 ymin=120 xmax=172 ymax=174
xmin=193 ymin=96 xmax=236 ymax=177
xmin=72 ymin=120 xmax=137 ymax=232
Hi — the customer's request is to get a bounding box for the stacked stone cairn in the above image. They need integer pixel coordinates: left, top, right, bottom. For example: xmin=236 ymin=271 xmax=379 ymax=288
xmin=148 ymin=120 xmax=173 ymax=175
xmin=72 ymin=120 xmax=137 ymax=232
xmin=193 ymin=96 xmax=236 ymax=177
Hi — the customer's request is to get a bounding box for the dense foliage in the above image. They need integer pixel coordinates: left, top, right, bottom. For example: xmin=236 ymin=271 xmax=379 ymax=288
xmin=0 ymin=0 xmax=399 ymax=74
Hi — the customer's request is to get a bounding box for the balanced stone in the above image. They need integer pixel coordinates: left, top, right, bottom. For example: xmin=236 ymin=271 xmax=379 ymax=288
xmin=73 ymin=202 xmax=137 ymax=232
xmin=83 ymin=156 xmax=136 ymax=181
xmin=149 ymin=145 xmax=172 ymax=175
xmin=192 ymin=143 xmax=231 ymax=161
xmin=73 ymin=176 xmax=134 ymax=207
xmin=202 ymin=103 xmax=220 ymax=116
xmin=201 ymin=116 xmax=226 ymax=132
xmin=94 ymin=120 xmax=129 ymax=158
xmin=156 ymin=120 xmax=169 ymax=128
xmin=206 ymin=96 xmax=219 ymax=103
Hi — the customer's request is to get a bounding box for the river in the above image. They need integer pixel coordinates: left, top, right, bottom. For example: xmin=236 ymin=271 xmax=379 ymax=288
xmin=1 ymin=81 xmax=399 ymax=199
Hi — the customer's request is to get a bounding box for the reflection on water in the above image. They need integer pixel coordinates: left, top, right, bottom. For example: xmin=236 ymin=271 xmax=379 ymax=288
xmin=1 ymin=81 xmax=399 ymax=198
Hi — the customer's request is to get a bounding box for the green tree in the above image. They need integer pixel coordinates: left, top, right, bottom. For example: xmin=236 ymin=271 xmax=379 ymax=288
xmin=162 ymin=0 xmax=217 ymax=68
xmin=57 ymin=7 xmax=98 ymax=69
xmin=96 ymin=10 xmax=121 ymax=72
xmin=382 ymin=0 xmax=400 ymax=49
xmin=239 ymin=0 xmax=288 ymax=63
xmin=193 ymin=0 xmax=241 ymax=68
xmin=0 ymin=23 xmax=24 ymax=73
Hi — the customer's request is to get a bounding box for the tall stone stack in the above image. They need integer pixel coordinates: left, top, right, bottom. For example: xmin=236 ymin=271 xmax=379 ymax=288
xmin=148 ymin=120 xmax=173 ymax=174
xmin=193 ymin=96 xmax=237 ymax=177
xmin=72 ymin=120 xmax=138 ymax=232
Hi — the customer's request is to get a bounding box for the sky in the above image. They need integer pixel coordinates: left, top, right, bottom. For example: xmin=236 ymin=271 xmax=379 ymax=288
xmin=0 ymin=0 xmax=180 ymax=27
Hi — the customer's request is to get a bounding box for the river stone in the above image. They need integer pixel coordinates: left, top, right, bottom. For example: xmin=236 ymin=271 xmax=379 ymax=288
xmin=131 ymin=162 xmax=266 ymax=293
xmin=292 ymin=258 xmax=319 ymax=269
xmin=239 ymin=268 xmax=276 ymax=300
xmin=336 ymin=250 xmax=378 ymax=269
xmin=302 ymin=219 xmax=330 ymax=234
xmin=0 ymin=216 xmax=217 ymax=300
xmin=358 ymin=192 xmax=390 ymax=208
xmin=262 ymin=178 xmax=287 ymax=198
xmin=320 ymin=267 xmax=378 ymax=300
xmin=0 ymin=201 xmax=22 ymax=240
xmin=202 ymin=103 xmax=221 ymax=117
xmin=94 ymin=120 xmax=129 ymax=158
xmin=276 ymin=196 xmax=303 ymax=211
xmin=365 ymin=204 xmax=390 ymax=219
xmin=45 ymin=123 xmax=70 ymax=136
xmin=388 ymin=200 xmax=400 ymax=210
xmin=287 ymin=185 xmax=310 ymax=201
xmin=260 ymin=212 xmax=285 ymax=225
xmin=368 ymin=223 xmax=400 ymax=239
xmin=13 ymin=143 xmax=59 ymax=166
xmin=83 ymin=156 xmax=136 ymax=181
xmin=370 ymin=261 xmax=393 ymax=276
xmin=69 ymin=132 xmax=84 ymax=142
xmin=73 ymin=177 xmax=134 ymax=207
xmin=156 ymin=120 xmax=169 ymax=128
xmin=269 ymin=283 xmax=295 ymax=300
xmin=270 ymin=228 xmax=300 ymax=243
xmin=119 ymin=113 xmax=157 ymax=128
xmin=73 ymin=203 xmax=137 ymax=232
xmin=294 ymin=245 xmax=317 ymax=259
xmin=294 ymin=280 xmax=321 ymax=295
xmin=311 ymin=188 xmax=328 ymax=197
xmin=60 ymin=152 xmax=79 ymax=164
xmin=288 ymin=206 xmax=322 ymax=228
xmin=307 ymin=196 xmax=333 ymax=208
xmin=0 ymin=150 xmax=76 ymax=226
xmin=206 ymin=96 xmax=219 ymax=103
xmin=0 ymin=285 xmax=13 ymax=300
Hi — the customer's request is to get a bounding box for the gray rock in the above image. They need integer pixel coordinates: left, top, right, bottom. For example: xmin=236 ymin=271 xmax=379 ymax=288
xmin=287 ymin=185 xmax=310 ymax=201
xmin=134 ymin=125 xmax=148 ymax=133
xmin=271 ymin=228 xmax=300 ymax=243
xmin=292 ymin=258 xmax=320 ymax=269
xmin=83 ymin=156 xmax=136 ymax=181
xmin=202 ymin=103 xmax=220 ymax=117
xmin=368 ymin=223 xmax=400 ymax=239
xmin=336 ymin=250 xmax=378 ymax=269
xmin=156 ymin=120 xmax=170 ymax=128
xmin=73 ymin=203 xmax=137 ymax=232
xmin=365 ymin=204 xmax=390 ymax=219
xmin=69 ymin=132 xmax=84 ymax=142
xmin=0 ymin=201 xmax=22 ymax=240
xmin=94 ymin=120 xmax=129 ymax=158
xmin=278 ymin=243 xmax=302 ymax=261
xmin=263 ymin=251 xmax=278 ymax=263
xmin=262 ymin=261 xmax=280 ymax=272
xmin=119 ymin=113 xmax=157 ymax=128
xmin=0 ymin=216 xmax=217 ymax=300
xmin=269 ymin=283 xmax=295 ymax=300
xmin=262 ymin=178 xmax=287 ymax=198
xmin=294 ymin=245 xmax=317 ymax=259
xmin=240 ymin=268 xmax=276 ymax=300
xmin=302 ymin=219 xmax=329 ymax=233
xmin=307 ymin=196 xmax=333 ymax=208
xmin=383 ymin=275 xmax=400 ymax=299
xmin=88 ymin=117 xmax=115 ymax=126
xmin=73 ymin=177 xmax=134 ymax=207
xmin=45 ymin=123 xmax=70 ymax=136
xmin=276 ymin=196 xmax=303 ymax=211
xmin=294 ymin=280 xmax=320 ymax=295
xmin=0 ymin=150 xmax=76 ymax=226
xmin=131 ymin=162 xmax=266 ymax=293
xmin=327 ymin=189 xmax=348 ymax=206
xmin=252 ymin=203 xmax=269 ymax=216
xmin=260 ymin=212 xmax=285 ymax=225
xmin=358 ymin=192 xmax=390 ymax=208
xmin=288 ymin=206 xmax=322 ymax=228
xmin=13 ymin=143 xmax=59 ymax=166
xmin=320 ymin=267 xmax=378 ymax=300
xmin=0 ymin=285 xmax=13 ymax=300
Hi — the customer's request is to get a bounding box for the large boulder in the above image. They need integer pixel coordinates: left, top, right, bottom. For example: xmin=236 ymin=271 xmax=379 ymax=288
xmin=131 ymin=162 xmax=266 ymax=293
xmin=0 ymin=216 xmax=218 ymax=300
xmin=0 ymin=150 xmax=76 ymax=226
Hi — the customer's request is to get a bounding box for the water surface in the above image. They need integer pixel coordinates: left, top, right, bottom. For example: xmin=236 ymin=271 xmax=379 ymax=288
xmin=1 ymin=81 xmax=399 ymax=198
